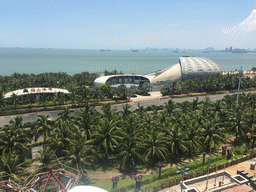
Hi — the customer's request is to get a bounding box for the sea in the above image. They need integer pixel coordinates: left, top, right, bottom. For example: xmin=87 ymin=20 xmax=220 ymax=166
xmin=0 ymin=48 xmax=256 ymax=77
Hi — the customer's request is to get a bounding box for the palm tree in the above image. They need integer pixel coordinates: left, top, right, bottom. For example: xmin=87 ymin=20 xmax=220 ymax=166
xmin=243 ymin=107 xmax=256 ymax=132
xmin=101 ymin=103 xmax=117 ymax=121
xmin=143 ymin=130 xmax=169 ymax=166
xmin=228 ymin=105 xmax=248 ymax=141
xmin=37 ymin=146 xmax=54 ymax=170
xmin=76 ymin=103 xmax=98 ymax=140
xmin=176 ymin=101 xmax=191 ymax=114
xmin=246 ymin=93 xmax=256 ymax=109
xmin=77 ymin=86 xmax=90 ymax=104
xmin=0 ymin=116 xmax=30 ymax=154
xmin=200 ymin=97 xmax=212 ymax=116
xmin=50 ymin=119 xmax=75 ymax=157
xmin=35 ymin=115 xmax=52 ymax=144
xmin=191 ymin=99 xmax=200 ymax=112
xmin=66 ymin=130 xmax=96 ymax=174
xmin=57 ymin=107 xmax=74 ymax=121
xmin=201 ymin=113 xmax=223 ymax=152
xmin=184 ymin=119 xmax=203 ymax=156
xmin=89 ymin=118 xmax=123 ymax=160
xmin=0 ymin=91 xmax=6 ymax=112
xmin=90 ymin=87 xmax=103 ymax=103
xmin=11 ymin=93 xmax=19 ymax=111
xmin=163 ymin=121 xmax=188 ymax=157
xmin=118 ymin=115 xmax=143 ymax=171
xmin=122 ymin=103 xmax=131 ymax=118
xmin=0 ymin=149 xmax=25 ymax=179
xmin=164 ymin=99 xmax=176 ymax=116
xmin=39 ymin=93 xmax=48 ymax=109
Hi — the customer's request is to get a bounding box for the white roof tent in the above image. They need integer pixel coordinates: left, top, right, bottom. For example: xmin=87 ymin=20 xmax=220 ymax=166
xmin=150 ymin=56 xmax=222 ymax=85
xmin=4 ymin=87 xmax=70 ymax=99
xmin=93 ymin=74 xmax=154 ymax=87
xmin=179 ymin=56 xmax=222 ymax=81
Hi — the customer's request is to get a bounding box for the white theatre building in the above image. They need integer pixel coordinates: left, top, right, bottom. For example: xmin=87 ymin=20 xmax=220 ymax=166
xmin=93 ymin=57 xmax=222 ymax=87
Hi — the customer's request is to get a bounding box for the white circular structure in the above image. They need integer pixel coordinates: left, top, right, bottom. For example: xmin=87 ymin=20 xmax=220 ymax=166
xmin=93 ymin=74 xmax=153 ymax=87
xmin=68 ymin=186 xmax=108 ymax=192
xmin=4 ymin=87 xmax=70 ymax=99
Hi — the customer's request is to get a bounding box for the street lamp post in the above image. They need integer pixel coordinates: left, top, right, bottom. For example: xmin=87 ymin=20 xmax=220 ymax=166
xmin=158 ymin=164 xmax=164 ymax=179
xmin=203 ymin=152 xmax=207 ymax=164
xmin=205 ymin=157 xmax=212 ymax=191
xmin=176 ymin=165 xmax=189 ymax=192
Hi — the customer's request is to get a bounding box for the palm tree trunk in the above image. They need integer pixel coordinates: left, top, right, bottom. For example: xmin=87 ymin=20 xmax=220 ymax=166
xmin=105 ymin=150 xmax=109 ymax=160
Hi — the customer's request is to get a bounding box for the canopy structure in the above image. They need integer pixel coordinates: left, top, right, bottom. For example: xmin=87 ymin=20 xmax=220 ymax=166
xmin=4 ymin=87 xmax=70 ymax=99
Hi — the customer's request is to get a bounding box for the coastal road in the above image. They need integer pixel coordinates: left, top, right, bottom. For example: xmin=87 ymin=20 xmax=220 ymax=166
xmin=0 ymin=91 xmax=254 ymax=127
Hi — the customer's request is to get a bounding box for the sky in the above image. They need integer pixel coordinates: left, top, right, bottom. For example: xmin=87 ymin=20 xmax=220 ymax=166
xmin=1 ymin=0 xmax=256 ymax=50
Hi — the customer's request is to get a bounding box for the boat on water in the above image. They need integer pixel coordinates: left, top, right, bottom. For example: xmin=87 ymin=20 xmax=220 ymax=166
xmin=132 ymin=50 xmax=139 ymax=52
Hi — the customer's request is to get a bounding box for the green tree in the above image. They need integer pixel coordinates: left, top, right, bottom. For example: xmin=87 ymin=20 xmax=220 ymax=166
xmin=118 ymin=115 xmax=143 ymax=171
xmin=76 ymin=103 xmax=98 ymax=140
xmin=0 ymin=116 xmax=29 ymax=154
xmin=89 ymin=118 xmax=123 ymax=160
xmin=0 ymin=91 xmax=6 ymax=112
xmin=35 ymin=115 xmax=52 ymax=144
xmin=50 ymin=119 xmax=75 ymax=157
xmin=0 ymin=149 xmax=25 ymax=178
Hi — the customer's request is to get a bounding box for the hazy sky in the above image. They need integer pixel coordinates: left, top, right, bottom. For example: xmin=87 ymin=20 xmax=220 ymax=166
xmin=1 ymin=0 xmax=256 ymax=50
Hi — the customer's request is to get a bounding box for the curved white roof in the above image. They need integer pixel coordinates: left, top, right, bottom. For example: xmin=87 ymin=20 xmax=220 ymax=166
xmin=150 ymin=63 xmax=182 ymax=84
xmin=94 ymin=74 xmax=154 ymax=85
xmin=68 ymin=186 xmax=108 ymax=192
xmin=4 ymin=87 xmax=70 ymax=99
xmin=179 ymin=56 xmax=222 ymax=75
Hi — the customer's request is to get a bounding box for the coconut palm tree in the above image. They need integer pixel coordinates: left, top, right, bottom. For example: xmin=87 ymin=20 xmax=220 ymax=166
xmin=143 ymin=130 xmax=169 ymax=166
xmin=39 ymin=93 xmax=48 ymax=109
xmin=37 ymin=146 xmax=55 ymax=171
xmin=57 ymin=107 xmax=74 ymax=121
xmin=118 ymin=115 xmax=144 ymax=171
xmin=164 ymin=99 xmax=176 ymax=116
xmin=163 ymin=121 xmax=188 ymax=157
xmin=0 ymin=91 xmax=6 ymax=112
xmin=201 ymin=113 xmax=223 ymax=152
xmin=10 ymin=93 xmax=19 ymax=111
xmin=0 ymin=149 xmax=25 ymax=179
xmin=88 ymin=118 xmax=123 ymax=160
xmin=101 ymin=103 xmax=117 ymax=121
xmin=176 ymin=101 xmax=191 ymax=114
xmin=0 ymin=116 xmax=30 ymax=154
xmin=35 ymin=115 xmax=52 ymax=144
xmin=184 ymin=119 xmax=203 ymax=156
xmin=122 ymin=103 xmax=131 ymax=118
xmin=76 ymin=103 xmax=98 ymax=140
xmin=50 ymin=119 xmax=75 ymax=157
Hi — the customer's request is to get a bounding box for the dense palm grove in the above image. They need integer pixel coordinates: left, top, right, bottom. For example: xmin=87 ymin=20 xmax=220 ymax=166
xmin=161 ymin=73 xmax=256 ymax=95
xmin=1 ymin=92 xmax=256 ymax=182
xmin=0 ymin=71 xmax=153 ymax=111
xmin=0 ymin=70 xmax=123 ymax=92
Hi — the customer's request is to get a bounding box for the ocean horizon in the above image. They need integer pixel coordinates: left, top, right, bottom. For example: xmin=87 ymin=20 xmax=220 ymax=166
xmin=1 ymin=48 xmax=256 ymax=77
